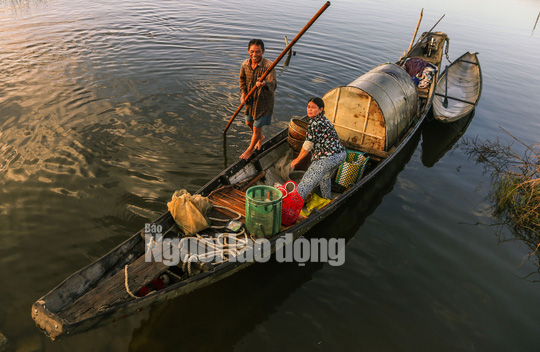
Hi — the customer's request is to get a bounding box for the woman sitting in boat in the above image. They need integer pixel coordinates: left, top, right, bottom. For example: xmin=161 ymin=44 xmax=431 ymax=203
xmin=290 ymin=97 xmax=346 ymax=201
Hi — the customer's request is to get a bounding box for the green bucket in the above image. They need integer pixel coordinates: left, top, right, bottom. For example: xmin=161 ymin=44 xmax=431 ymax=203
xmin=245 ymin=185 xmax=282 ymax=238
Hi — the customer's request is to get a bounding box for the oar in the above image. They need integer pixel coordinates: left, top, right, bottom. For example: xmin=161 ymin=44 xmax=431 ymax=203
xmin=223 ymin=1 xmax=331 ymax=134
xmin=442 ymin=65 xmax=449 ymax=108
xmin=407 ymin=9 xmax=423 ymax=54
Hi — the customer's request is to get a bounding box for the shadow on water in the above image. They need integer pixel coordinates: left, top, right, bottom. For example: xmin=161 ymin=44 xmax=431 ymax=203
xmin=127 ymin=126 xmax=422 ymax=352
xmin=421 ymin=110 xmax=475 ymax=168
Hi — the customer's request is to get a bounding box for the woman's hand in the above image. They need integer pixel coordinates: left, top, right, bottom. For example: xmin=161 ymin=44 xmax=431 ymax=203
xmin=291 ymin=147 xmax=310 ymax=170
xmin=290 ymin=159 xmax=298 ymax=170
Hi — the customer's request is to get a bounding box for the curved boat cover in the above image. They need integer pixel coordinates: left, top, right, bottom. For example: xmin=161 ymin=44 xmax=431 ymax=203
xmin=323 ymin=63 xmax=418 ymax=152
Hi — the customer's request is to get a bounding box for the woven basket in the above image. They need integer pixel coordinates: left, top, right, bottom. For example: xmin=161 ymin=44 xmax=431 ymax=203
xmin=335 ymin=150 xmax=369 ymax=188
xmin=287 ymin=133 xmax=305 ymax=152
xmin=288 ymin=118 xmax=308 ymax=140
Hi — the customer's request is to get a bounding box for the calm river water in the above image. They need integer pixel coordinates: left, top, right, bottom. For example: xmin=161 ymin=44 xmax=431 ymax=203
xmin=1 ymin=0 xmax=539 ymax=351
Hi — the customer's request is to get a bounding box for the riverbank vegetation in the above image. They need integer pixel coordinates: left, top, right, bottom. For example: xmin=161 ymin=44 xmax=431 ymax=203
xmin=461 ymin=128 xmax=540 ymax=277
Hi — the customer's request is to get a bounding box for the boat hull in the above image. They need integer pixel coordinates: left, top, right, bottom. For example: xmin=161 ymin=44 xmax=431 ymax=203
xmin=32 ymin=31 xmax=448 ymax=340
xmin=32 ymin=103 xmax=427 ymax=340
xmin=433 ymin=52 xmax=482 ymax=122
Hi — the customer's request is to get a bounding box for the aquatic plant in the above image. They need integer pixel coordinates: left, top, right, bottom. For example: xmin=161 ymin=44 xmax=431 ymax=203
xmin=461 ymin=128 xmax=540 ymax=277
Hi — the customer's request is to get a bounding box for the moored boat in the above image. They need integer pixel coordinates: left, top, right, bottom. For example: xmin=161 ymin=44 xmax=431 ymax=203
xmin=432 ymin=51 xmax=482 ymax=123
xmin=32 ymin=31 xmax=449 ymax=340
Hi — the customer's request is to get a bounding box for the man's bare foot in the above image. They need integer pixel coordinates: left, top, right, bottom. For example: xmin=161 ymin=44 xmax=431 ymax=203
xmin=255 ymin=135 xmax=265 ymax=150
xmin=240 ymin=148 xmax=254 ymax=160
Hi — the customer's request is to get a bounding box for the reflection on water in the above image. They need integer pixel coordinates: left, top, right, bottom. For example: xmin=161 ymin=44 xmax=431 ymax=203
xmin=129 ymin=256 xmax=321 ymax=351
xmin=421 ymin=110 xmax=475 ymax=167
xmin=0 ymin=0 xmax=47 ymax=11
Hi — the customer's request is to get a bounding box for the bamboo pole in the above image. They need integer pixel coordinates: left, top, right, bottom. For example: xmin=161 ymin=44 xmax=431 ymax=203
xmin=407 ymin=9 xmax=423 ymax=53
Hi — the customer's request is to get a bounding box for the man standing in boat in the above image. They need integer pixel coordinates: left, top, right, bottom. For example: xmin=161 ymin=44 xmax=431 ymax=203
xmin=239 ymin=39 xmax=277 ymax=160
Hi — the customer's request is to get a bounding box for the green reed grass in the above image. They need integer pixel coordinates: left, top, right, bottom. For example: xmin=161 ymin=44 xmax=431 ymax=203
xmin=461 ymin=128 xmax=540 ymax=271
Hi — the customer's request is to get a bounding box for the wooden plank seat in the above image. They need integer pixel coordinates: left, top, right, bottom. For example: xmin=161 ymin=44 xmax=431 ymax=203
xmin=208 ymin=186 xmax=247 ymax=221
xmin=417 ymin=87 xmax=429 ymax=99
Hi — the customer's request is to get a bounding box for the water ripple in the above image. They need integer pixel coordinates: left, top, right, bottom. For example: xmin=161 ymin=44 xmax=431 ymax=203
xmin=1 ymin=0 xmax=540 ymax=350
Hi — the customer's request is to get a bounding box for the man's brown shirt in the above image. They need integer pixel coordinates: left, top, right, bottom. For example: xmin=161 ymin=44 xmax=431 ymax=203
xmin=239 ymin=57 xmax=277 ymax=119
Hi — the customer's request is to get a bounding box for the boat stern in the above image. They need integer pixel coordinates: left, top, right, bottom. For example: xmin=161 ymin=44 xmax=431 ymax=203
xmin=31 ymin=300 xmax=66 ymax=341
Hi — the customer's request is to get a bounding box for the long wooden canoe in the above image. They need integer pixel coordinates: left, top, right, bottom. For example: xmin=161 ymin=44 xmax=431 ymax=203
xmin=32 ymin=31 xmax=448 ymax=340
xmin=432 ymin=51 xmax=482 ymax=123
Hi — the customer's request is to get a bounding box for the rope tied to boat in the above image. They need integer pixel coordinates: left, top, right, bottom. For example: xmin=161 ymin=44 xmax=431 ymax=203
xmin=124 ymin=265 xmax=139 ymax=299
xmin=185 ymin=204 xmax=244 ymax=277
xmin=125 ymin=204 xmax=246 ymax=295
xmin=444 ymin=37 xmax=452 ymax=64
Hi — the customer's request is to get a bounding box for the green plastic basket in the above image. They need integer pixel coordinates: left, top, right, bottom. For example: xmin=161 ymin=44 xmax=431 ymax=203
xmin=245 ymin=186 xmax=282 ymax=238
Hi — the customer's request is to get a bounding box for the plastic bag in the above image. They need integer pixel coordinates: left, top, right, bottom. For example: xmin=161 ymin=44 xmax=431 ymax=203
xmin=275 ymin=149 xmax=294 ymax=180
xmin=300 ymin=193 xmax=332 ymax=217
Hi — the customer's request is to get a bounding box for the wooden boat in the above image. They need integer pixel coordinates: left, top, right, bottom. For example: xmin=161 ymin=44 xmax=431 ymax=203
xmin=32 ymin=31 xmax=448 ymax=340
xmin=432 ymin=51 xmax=482 ymax=123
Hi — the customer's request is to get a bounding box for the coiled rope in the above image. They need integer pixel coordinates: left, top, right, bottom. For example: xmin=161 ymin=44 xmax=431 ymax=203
xmin=125 ymin=204 xmax=246 ymax=298
xmin=180 ymin=228 xmax=252 ymax=277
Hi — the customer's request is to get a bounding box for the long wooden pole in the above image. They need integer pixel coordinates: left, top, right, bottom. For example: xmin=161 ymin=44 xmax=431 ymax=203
xmin=533 ymin=11 xmax=540 ymax=35
xmin=426 ymin=14 xmax=445 ymax=35
xmin=407 ymin=9 xmax=423 ymax=53
xmin=223 ymin=1 xmax=331 ymax=134
xmin=401 ymin=13 xmax=445 ymax=61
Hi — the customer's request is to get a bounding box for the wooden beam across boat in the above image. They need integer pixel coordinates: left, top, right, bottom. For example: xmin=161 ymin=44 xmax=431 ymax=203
xmin=434 ymin=93 xmax=476 ymax=105
xmin=460 ymin=59 xmax=479 ymax=65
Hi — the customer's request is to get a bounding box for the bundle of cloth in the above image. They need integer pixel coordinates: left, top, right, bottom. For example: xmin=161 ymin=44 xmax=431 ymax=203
xmin=167 ymin=190 xmax=212 ymax=235
xmin=403 ymin=58 xmax=437 ymax=89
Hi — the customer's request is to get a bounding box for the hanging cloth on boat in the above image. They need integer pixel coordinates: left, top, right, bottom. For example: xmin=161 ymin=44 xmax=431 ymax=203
xmin=167 ymin=190 xmax=212 ymax=235
xmin=403 ymin=57 xmax=429 ymax=78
